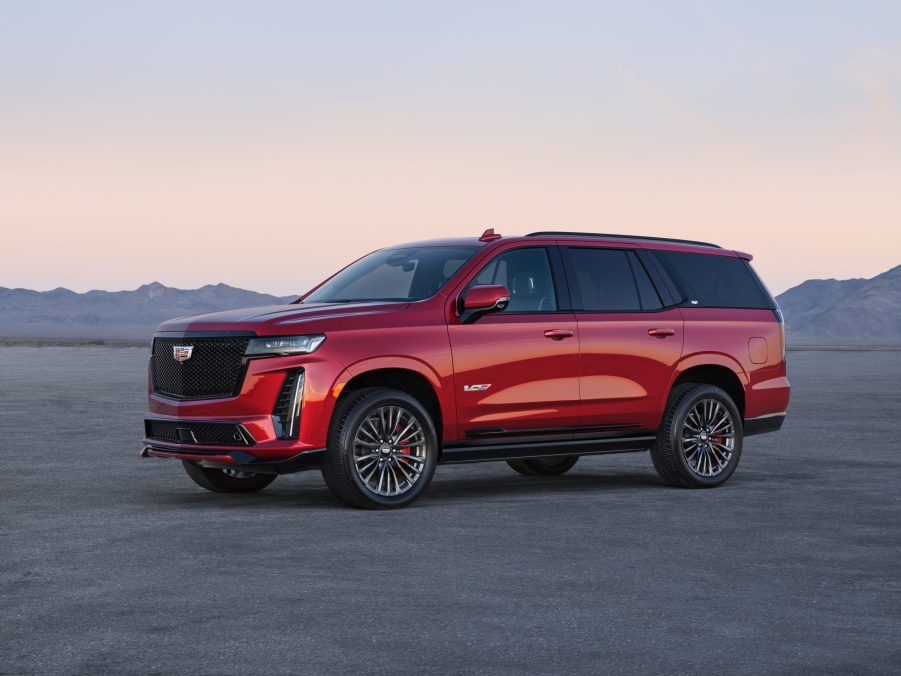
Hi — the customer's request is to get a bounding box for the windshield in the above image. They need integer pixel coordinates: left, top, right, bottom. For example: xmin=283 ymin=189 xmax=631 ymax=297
xmin=302 ymin=246 xmax=479 ymax=303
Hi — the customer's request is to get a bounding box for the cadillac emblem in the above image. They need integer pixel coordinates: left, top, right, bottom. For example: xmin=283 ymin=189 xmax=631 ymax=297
xmin=172 ymin=345 xmax=194 ymax=363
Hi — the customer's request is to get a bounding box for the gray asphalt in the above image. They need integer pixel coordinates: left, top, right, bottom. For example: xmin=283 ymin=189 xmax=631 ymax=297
xmin=1 ymin=348 xmax=899 ymax=675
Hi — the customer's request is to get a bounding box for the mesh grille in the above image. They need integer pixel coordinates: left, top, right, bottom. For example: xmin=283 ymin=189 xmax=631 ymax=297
xmin=152 ymin=336 xmax=250 ymax=399
xmin=145 ymin=419 xmax=252 ymax=446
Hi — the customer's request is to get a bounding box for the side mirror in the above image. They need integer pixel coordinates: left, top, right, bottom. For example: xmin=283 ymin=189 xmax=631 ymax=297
xmin=460 ymin=285 xmax=510 ymax=324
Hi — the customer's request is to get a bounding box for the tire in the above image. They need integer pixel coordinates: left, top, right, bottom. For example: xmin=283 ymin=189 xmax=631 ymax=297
xmin=181 ymin=460 xmax=277 ymax=493
xmin=321 ymin=388 xmax=439 ymax=509
xmin=650 ymin=383 xmax=743 ymax=488
xmin=507 ymin=456 xmax=579 ymax=476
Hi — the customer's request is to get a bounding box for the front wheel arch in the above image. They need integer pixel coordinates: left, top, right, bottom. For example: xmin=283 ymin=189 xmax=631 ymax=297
xmin=332 ymin=362 xmax=448 ymax=445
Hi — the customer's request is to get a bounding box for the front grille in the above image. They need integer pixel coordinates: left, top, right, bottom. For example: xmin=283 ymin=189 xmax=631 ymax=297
xmin=152 ymin=336 xmax=250 ymax=400
xmin=145 ymin=419 xmax=253 ymax=446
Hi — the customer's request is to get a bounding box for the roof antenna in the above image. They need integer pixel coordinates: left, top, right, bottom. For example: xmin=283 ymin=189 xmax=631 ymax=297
xmin=479 ymin=228 xmax=502 ymax=242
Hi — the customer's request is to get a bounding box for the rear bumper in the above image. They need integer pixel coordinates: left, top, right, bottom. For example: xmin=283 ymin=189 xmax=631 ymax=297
xmin=743 ymin=412 xmax=786 ymax=437
xmin=141 ymin=443 xmax=325 ymax=475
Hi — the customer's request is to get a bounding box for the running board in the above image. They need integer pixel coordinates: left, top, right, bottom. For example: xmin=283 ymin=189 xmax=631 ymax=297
xmin=440 ymin=434 xmax=655 ymax=464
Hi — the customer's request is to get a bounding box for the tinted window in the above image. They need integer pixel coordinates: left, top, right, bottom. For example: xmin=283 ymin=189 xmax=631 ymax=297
xmin=471 ymin=248 xmax=558 ymax=312
xmin=304 ymin=246 xmax=477 ymax=303
xmin=652 ymin=251 xmax=771 ymax=309
xmin=627 ymin=252 xmax=663 ymax=310
xmin=567 ymin=248 xmax=642 ymax=312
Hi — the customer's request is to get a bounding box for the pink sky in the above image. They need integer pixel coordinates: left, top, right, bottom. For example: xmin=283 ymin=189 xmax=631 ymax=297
xmin=2 ymin=2 xmax=899 ymax=295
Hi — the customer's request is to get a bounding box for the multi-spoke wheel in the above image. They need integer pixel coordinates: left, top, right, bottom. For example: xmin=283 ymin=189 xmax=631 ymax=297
xmin=181 ymin=460 xmax=277 ymax=493
xmin=650 ymin=384 xmax=743 ymax=488
xmin=681 ymin=398 xmax=736 ymax=478
xmin=321 ymin=388 xmax=438 ymax=509
xmin=352 ymin=405 xmax=428 ymax=497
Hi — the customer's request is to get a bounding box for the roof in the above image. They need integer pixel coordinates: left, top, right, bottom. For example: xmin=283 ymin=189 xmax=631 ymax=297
xmin=385 ymin=231 xmax=736 ymax=257
xmin=525 ymin=231 xmax=721 ymax=248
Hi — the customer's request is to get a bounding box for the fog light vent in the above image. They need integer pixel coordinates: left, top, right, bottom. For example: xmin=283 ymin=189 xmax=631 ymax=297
xmin=273 ymin=369 xmax=304 ymax=439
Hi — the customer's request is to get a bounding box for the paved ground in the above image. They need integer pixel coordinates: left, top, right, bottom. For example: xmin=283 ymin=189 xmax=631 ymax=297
xmin=1 ymin=348 xmax=899 ymax=674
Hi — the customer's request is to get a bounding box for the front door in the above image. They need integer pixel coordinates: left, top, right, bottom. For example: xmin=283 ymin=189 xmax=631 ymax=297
xmin=448 ymin=247 xmax=580 ymax=439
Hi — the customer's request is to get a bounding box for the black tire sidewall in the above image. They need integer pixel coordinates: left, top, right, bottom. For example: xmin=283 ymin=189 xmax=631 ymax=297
xmin=666 ymin=385 xmax=743 ymax=487
xmin=330 ymin=390 xmax=439 ymax=508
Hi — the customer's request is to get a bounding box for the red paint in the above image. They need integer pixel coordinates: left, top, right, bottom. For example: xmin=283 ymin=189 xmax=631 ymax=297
xmin=143 ymin=233 xmax=789 ymax=465
xmin=462 ymin=284 xmax=509 ymax=311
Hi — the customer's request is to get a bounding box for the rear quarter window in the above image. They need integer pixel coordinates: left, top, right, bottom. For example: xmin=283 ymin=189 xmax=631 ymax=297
xmin=651 ymin=250 xmax=773 ymax=309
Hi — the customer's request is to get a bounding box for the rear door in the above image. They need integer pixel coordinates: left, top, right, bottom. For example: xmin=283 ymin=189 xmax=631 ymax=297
xmin=561 ymin=246 xmax=684 ymax=431
xmin=447 ymin=246 xmax=580 ymax=439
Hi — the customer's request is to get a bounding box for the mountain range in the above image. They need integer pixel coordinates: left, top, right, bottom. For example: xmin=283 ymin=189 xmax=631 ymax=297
xmin=0 ymin=282 xmax=295 ymax=340
xmin=1 ymin=266 xmax=899 ymax=345
xmin=776 ymin=264 xmax=901 ymax=345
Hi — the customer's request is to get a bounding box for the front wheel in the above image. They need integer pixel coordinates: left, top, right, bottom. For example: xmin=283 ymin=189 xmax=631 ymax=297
xmin=181 ymin=460 xmax=277 ymax=493
xmin=321 ymin=388 xmax=439 ymax=509
xmin=650 ymin=384 xmax=743 ymax=488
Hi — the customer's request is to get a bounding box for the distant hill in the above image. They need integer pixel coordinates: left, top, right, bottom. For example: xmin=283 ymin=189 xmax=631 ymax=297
xmin=2 ymin=267 xmax=900 ymax=345
xmin=0 ymin=282 xmax=296 ymax=340
xmin=776 ymin=265 xmax=901 ymax=345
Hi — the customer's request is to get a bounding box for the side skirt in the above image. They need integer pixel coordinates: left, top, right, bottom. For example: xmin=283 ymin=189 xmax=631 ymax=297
xmin=440 ymin=434 xmax=655 ymax=465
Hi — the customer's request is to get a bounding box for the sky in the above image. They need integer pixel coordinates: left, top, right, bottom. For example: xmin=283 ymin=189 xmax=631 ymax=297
xmin=1 ymin=1 xmax=899 ymax=296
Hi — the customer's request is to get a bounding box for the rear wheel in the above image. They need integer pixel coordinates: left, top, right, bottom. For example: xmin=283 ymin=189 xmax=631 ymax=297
xmin=181 ymin=460 xmax=277 ymax=493
xmin=507 ymin=455 xmax=579 ymax=476
xmin=650 ymin=384 xmax=743 ymax=488
xmin=321 ymin=388 xmax=439 ymax=509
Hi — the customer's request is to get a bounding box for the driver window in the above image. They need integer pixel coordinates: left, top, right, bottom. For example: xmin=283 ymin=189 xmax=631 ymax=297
xmin=471 ymin=248 xmax=558 ymax=313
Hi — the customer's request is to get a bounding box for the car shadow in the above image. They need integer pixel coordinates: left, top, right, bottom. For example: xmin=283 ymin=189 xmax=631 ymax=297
xmin=423 ymin=469 xmax=666 ymax=502
xmin=137 ymin=464 xmax=755 ymax=511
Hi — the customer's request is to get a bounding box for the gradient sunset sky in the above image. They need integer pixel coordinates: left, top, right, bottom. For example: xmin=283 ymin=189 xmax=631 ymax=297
xmin=2 ymin=1 xmax=899 ymax=296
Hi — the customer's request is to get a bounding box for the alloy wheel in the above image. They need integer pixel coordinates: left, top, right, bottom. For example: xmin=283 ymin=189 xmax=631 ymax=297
xmin=352 ymin=405 xmax=428 ymax=497
xmin=680 ymin=398 xmax=736 ymax=477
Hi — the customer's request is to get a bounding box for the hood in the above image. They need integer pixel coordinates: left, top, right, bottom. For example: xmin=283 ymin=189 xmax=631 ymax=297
xmin=155 ymin=301 xmax=410 ymax=334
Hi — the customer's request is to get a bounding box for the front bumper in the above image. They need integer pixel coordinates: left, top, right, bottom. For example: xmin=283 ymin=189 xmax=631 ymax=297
xmin=146 ymin=349 xmax=346 ymax=454
xmin=141 ymin=443 xmax=325 ymax=475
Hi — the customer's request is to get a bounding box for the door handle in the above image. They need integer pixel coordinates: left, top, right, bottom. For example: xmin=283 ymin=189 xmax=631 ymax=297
xmin=648 ymin=328 xmax=675 ymax=337
xmin=544 ymin=329 xmax=574 ymax=340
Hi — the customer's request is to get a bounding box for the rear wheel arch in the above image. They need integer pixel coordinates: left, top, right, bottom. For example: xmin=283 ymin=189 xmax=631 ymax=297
xmin=668 ymin=362 xmax=747 ymax=418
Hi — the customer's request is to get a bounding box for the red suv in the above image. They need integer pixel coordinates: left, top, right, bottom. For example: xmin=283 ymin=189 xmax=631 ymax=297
xmin=142 ymin=230 xmax=790 ymax=508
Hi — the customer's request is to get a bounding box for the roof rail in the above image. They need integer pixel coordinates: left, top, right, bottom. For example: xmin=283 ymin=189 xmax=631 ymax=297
xmin=525 ymin=231 xmax=722 ymax=249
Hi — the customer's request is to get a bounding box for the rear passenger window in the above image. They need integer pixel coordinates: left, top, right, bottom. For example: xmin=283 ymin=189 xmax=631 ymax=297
xmin=627 ymin=252 xmax=663 ymax=310
xmin=652 ymin=251 xmax=771 ymax=309
xmin=567 ymin=248 xmax=643 ymax=312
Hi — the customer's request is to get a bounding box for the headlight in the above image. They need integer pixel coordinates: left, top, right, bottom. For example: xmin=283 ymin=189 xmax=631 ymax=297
xmin=245 ymin=334 xmax=326 ymax=357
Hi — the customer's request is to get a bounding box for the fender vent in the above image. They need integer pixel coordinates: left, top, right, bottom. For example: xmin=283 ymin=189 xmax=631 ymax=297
xmin=272 ymin=369 xmax=305 ymax=439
